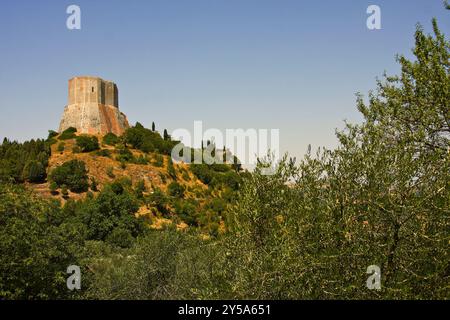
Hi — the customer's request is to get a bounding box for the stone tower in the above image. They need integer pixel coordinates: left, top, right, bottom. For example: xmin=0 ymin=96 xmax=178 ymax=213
xmin=59 ymin=76 xmax=130 ymax=136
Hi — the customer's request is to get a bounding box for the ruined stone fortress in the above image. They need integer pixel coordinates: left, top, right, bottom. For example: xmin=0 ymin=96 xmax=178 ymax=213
xmin=59 ymin=76 xmax=130 ymax=136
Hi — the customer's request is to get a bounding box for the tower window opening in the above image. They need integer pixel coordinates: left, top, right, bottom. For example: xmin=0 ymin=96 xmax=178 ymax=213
xmin=92 ymin=87 xmax=94 ymax=93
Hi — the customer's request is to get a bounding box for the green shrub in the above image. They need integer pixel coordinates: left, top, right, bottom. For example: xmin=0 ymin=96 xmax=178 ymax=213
xmin=182 ymin=170 xmax=191 ymax=181
xmin=140 ymin=140 xmax=155 ymax=153
xmin=72 ymin=145 xmax=81 ymax=153
xmin=103 ymin=133 xmax=119 ymax=146
xmin=106 ymin=167 xmax=115 ymax=179
xmin=110 ymin=181 xmax=125 ymax=195
xmin=190 ymin=164 xmax=213 ymax=185
xmin=116 ymin=146 xmax=135 ymax=163
xmin=174 ymin=200 xmax=197 ymax=226
xmin=114 ymin=177 xmax=132 ymax=189
xmin=191 ymin=163 xmax=241 ymax=190
xmin=134 ymin=155 xmax=149 ymax=165
xmin=46 ymin=138 xmax=57 ymax=146
xmin=153 ymin=154 xmax=164 ymax=167
xmin=123 ymin=123 xmax=178 ymax=155
xmin=47 ymin=130 xmax=59 ymax=140
xmin=78 ymin=185 xmax=144 ymax=243
xmin=106 ymin=227 xmax=134 ymax=248
xmin=57 ymin=142 xmax=65 ymax=152
xmin=135 ymin=179 xmax=146 ymax=199
xmin=168 ymin=181 xmax=185 ymax=198
xmin=49 ymin=160 xmax=89 ymax=193
xmin=76 ymin=135 xmax=99 ymax=152
xmin=206 ymin=198 xmax=226 ymax=215
xmin=149 ymin=188 xmax=169 ymax=215
xmin=61 ymin=185 xmax=69 ymax=198
xmin=36 ymin=151 xmax=49 ymax=167
xmin=22 ymin=160 xmax=46 ymax=183
xmin=95 ymin=149 xmax=111 ymax=158
xmin=59 ymin=127 xmax=77 ymax=140
xmin=210 ymin=171 xmax=241 ymax=190
xmin=49 ymin=181 xmax=59 ymax=195
xmin=207 ymin=222 xmax=220 ymax=237
xmin=210 ymin=163 xmax=231 ymax=172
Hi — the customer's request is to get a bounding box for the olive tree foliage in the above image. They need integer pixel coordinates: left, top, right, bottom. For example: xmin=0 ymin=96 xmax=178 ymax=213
xmin=332 ymin=19 xmax=449 ymax=298
xmin=80 ymin=227 xmax=229 ymax=300
xmin=224 ymin=19 xmax=449 ymax=299
xmin=0 ymin=184 xmax=85 ymax=299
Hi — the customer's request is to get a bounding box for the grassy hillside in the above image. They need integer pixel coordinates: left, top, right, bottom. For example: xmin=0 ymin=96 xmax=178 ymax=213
xmin=6 ymin=124 xmax=243 ymax=237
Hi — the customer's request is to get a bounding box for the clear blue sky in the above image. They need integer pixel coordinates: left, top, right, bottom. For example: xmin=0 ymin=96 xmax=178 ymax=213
xmin=0 ymin=0 xmax=448 ymax=161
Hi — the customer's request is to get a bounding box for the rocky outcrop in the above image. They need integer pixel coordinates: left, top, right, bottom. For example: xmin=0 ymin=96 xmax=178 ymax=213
xmin=58 ymin=76 xmax=130 ymax=136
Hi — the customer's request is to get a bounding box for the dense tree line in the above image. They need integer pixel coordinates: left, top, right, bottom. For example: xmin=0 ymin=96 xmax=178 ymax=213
xmin=0 ymin=138 xmax=50 ymax=184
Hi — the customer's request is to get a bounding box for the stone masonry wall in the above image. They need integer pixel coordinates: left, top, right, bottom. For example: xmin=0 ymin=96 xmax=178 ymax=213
xmin=59 ymin=76 xmax=129 ymax=136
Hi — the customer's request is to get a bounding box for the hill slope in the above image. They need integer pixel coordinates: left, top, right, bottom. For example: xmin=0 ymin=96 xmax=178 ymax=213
xmin=24 ymin=125 xmax=242 ymax=235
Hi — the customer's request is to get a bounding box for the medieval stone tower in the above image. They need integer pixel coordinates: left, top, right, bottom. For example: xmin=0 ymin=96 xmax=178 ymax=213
xmin=59 ymin=76 xmax=130 ymax=136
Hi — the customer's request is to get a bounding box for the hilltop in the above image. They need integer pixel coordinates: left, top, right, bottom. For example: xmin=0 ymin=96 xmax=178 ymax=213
xmin=2 ymin=122 xmax=243 ymax=236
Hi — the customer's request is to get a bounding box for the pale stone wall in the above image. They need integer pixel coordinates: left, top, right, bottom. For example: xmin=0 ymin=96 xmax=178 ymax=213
xmin=68 ymin=76 xmax=118 ymax=108
xmin=59 ymin=103 xmax=129 ymax=136
xmin=59 ymin=76 xmax=129 ymax=135
xmin=104 ymin=81 xmax=118 ymax=107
